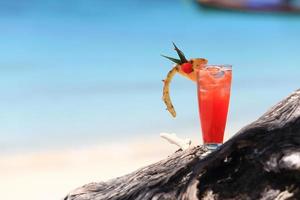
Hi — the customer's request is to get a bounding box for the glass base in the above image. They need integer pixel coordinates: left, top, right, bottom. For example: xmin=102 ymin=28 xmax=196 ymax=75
xmin=204 ymin=143 xmax=222 ymax=151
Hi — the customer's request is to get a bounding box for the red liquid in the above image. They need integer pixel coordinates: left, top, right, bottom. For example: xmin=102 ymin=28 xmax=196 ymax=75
xmin=197 ymin=67 xmax=232 ymax=144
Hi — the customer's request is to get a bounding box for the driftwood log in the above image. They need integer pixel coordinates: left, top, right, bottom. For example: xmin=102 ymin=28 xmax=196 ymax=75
xmin=64 ymin=89 xmax=300 ymax=200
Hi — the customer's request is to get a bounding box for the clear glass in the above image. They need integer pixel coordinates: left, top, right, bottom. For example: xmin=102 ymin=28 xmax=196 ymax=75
xmin=196 ymin=65 xmax=232 ymax=150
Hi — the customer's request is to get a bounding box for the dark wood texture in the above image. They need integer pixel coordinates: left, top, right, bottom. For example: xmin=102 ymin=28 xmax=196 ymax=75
xmin=65 ymin=89 xmax=300 ymax=200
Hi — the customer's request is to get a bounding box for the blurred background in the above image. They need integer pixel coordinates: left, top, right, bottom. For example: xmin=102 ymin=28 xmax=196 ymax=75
xmin=1 ymin=0 xmax=300 ymax=199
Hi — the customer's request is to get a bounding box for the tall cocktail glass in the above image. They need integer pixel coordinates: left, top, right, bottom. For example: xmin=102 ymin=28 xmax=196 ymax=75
xmin=197 ymin=65 xmax=232 ymax=150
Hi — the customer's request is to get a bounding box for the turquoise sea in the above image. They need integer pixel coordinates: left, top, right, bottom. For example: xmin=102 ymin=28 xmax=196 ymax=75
xmin=1 ymin=0 xmax=300 ymax=153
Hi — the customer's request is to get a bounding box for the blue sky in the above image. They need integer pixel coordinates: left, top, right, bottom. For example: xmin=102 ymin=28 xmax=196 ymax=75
xmin=1 ymin=0 xmax=300 ymax=153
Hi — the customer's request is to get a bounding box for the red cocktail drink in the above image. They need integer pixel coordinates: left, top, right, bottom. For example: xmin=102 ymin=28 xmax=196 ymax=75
xmin=197 ymin=65 xmax=232 ymax=150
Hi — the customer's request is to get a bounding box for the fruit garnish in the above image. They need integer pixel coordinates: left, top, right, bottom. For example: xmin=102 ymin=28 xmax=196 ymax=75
xmin=180 ymin=62 xmax=193 ymax=74
xmin=162 ymin=43 xmax=208 ymax=117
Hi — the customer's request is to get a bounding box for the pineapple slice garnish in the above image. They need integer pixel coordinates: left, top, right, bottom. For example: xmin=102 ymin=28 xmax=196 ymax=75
xmin=162 ymin=43 xmax=207 ymax=117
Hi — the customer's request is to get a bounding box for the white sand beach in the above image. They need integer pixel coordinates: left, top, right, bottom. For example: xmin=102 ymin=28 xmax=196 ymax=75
xmin=0 ymin=125 xmax=242 ymax=200
xmin=0 ymin=136 xmax=191 ymax=200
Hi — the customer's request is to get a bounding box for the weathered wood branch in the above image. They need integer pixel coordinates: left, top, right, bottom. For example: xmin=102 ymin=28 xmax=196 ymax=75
xmin=64 ymin=89 xmax=300 ymax=200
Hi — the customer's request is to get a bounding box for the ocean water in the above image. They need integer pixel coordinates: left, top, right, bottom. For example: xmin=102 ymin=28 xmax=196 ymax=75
xmin=1 ymin=0 xmax=300 ymax=153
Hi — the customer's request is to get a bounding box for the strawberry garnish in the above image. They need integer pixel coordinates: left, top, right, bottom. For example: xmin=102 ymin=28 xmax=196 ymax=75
xmin=181 ymin=62 xmax=193 ymax=74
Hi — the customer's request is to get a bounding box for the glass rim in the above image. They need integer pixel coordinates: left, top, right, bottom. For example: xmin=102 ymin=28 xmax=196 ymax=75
xmin=203 ymin=64 xmax=232 ymax=70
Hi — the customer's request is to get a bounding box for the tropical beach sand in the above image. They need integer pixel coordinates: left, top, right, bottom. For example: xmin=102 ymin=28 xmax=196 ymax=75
xmin=0 ymin=136 xmax=197 ymax=200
